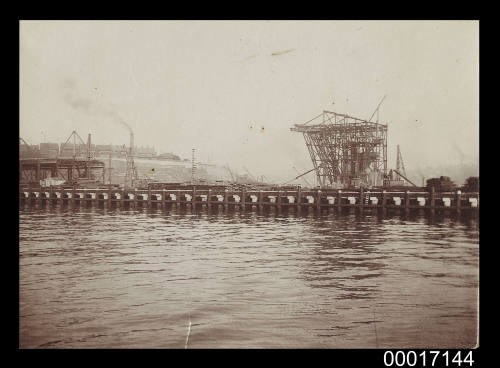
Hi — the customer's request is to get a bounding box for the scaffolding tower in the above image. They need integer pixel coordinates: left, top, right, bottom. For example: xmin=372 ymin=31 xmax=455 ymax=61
xmin=291 ymin=110 xmax=387 ymax=188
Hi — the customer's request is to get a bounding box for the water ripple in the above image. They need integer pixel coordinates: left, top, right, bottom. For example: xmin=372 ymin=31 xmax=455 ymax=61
xmin=19 ymin=207 xmax=479 ymax=348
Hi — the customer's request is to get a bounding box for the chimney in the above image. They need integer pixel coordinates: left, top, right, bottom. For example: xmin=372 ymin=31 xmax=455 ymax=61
xmin=87 ymin=133 xmax=92 ymax=160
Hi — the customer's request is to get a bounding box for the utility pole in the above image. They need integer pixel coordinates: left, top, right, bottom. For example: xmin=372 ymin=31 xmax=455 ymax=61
xmin=87 ymin=133 xmax=91 ymax=179
xmin=125 ymin=132 xmax=136 ymax=188
xmin=191 ymin=148 xmax=196 ymax=185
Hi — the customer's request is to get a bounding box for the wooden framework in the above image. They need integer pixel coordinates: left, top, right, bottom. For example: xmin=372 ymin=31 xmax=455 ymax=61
xmin=291 ymin=111 xmax=388 ymax=188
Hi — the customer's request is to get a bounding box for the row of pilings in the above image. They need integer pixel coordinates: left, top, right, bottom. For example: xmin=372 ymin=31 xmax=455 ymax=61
xmin=20 ymin=186 xmax=479 ymax=217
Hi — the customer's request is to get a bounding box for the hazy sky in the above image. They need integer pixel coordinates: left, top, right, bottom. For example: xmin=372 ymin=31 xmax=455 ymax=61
xmin=20 ymin=20 xmax=479 ymax=182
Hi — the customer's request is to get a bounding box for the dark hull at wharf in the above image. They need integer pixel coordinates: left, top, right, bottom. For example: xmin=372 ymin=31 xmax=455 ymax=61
xmin=20 ymin=185 xmax=479 ymax=216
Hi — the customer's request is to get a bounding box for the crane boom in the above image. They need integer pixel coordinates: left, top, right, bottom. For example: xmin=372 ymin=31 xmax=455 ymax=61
xmin=293 ymin=166 xmax=312 ymax=187
xmin=392 ymin=169 xmax=417 ymax=187
xmin=243 ymin=166 xmax=257 ymax=181
xmin=20 ymin=137 xmax=31 ymax=147
xmin=368 ymin=95 xmax=387 ymax=123
xmin=282 ymin=167 xmax=317 ymax=185
xmin=225 ymin=165 xmax=235 ymax=182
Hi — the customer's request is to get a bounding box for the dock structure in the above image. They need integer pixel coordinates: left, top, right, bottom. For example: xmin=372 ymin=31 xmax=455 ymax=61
xmin=19 ymin=158 xmax=106 ymax=183
xmin=20 ymin=132 xmax=107 ymax=185
xmin=19 ymin=185 xmax=479 ymax=216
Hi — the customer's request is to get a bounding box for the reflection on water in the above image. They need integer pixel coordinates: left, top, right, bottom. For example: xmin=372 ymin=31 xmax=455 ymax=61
xmin=19 ymin=207 xmax=479 ymax=348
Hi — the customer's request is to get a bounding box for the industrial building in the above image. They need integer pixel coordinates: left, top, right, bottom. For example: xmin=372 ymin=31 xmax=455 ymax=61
xmin=39 ymin=143 xmax=59 ymax=159
xmin=19 ymin=142 xmax=157 ymax=160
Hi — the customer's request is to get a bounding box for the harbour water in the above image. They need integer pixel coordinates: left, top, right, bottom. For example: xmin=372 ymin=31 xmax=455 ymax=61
xmin=19 ymin=207 xmax=479 ymax=348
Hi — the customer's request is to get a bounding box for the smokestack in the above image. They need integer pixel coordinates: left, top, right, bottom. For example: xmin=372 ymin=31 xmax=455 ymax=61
xmin=87 ymin=133 xmax=91 ymax=160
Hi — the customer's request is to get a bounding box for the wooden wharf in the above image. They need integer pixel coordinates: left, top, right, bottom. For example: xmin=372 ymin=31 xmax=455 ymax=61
xmin=19 ymin=185 xmax=479 ymax=216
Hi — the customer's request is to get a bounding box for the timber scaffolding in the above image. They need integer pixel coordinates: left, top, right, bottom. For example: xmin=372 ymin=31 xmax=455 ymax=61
xmin=291 ymin=111 xmax=387 ymax=188
xmin=19 ymin=185 xmax=479 ymax=216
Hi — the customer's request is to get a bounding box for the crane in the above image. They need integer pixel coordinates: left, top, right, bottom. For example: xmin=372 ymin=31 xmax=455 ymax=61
xmin=396 ymin=145 xmax=407 ymax=181
xmin=20 ymin=137 xmax=32 ymax=147
xmin=282 ymin=167 xmax=317 ymax=186
xmin=293 ymin=166 xmax=312 ymax=187
xmin=225 ymin=164 xmax=235 ymax=182
xmin=368 ymin=95 xmax=387 ymax=123
xmin=392 ymin=169 xmax=417 ymax=187
xmin=242 ymin=166 xmax=257 ymax=181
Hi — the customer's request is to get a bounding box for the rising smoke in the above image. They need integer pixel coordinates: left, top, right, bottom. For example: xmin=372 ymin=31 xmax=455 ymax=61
xmin=60 ymin=78 xmax=133 ymax=134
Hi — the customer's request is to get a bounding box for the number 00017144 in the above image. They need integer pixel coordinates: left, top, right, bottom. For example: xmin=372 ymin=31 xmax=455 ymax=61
xmin=383 ymin=351 xmax=474 ymax=367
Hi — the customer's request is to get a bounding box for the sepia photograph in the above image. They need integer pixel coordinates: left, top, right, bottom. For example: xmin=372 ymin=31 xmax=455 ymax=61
xmin=19 ymin=20 xmax=479 ymax=350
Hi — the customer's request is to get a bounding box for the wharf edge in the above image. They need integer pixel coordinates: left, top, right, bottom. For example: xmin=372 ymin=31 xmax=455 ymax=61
xmin=20 ymin=185 xmax=479 ymax=217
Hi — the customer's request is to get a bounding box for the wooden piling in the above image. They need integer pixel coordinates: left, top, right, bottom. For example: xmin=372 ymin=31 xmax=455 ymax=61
xmin=405 ymin=190 xmax=410 ymax=216
xmin=359 ymin=187 xmax=364 ymax=215
xmin=192 ymin=187 xmax=196 ymax=210
xmin=316 ymin=189 xmax=321 ymax=212
xmin=297 ymin=188 xmax=302 ymax=213
xmin=381 ymin=190 xmax=387 ymax=216
xmin=71 ymin=185 xmax=76 ymax=208
xmin=163 ymin=189 xmax=168 ymax=210
xmin=430 ymin=187 xmax=436 ymax=216
xmin=277 ymin=190 xmax=282 ymax=213
xmin=337 ymin=190 xmax=342 ymax=214
xmin=241 ymin=188 xmax=246 ymax=211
